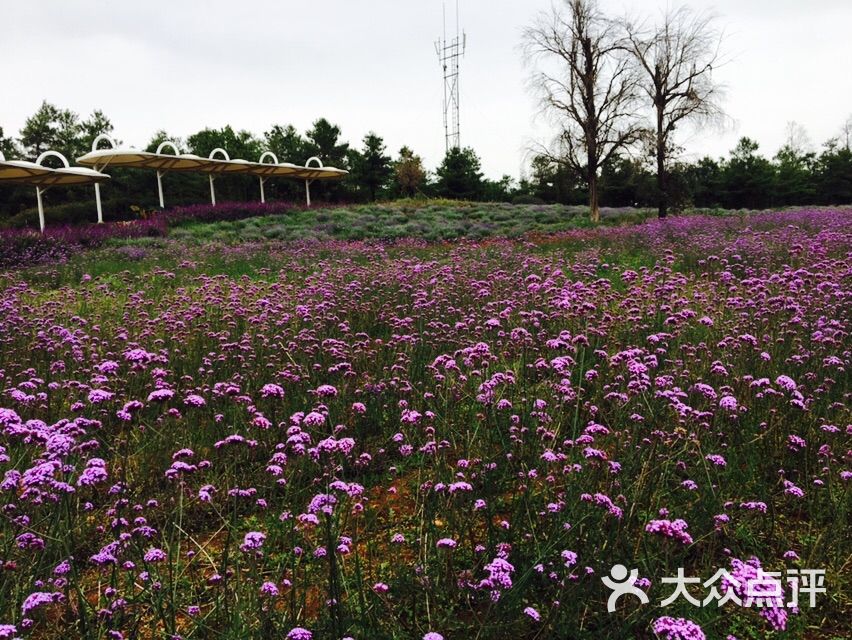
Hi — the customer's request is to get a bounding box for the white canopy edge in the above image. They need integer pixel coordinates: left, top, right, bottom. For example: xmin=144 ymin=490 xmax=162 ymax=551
xmin=77 ymin=147 xmax=348 ymax=178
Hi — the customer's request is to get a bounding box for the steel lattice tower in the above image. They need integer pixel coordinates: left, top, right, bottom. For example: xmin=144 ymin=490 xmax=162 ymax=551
xmin=435 ymin=1 xmax=465 ymax=153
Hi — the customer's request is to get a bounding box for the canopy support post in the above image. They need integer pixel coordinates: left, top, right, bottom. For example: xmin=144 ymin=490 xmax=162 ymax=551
xmin=304 ymin=156 xmax=323 ymax=208
xmin=36 ymin=186 xmax=45 ymax=233
xmin=259 ymin=177 xmax=266 ymax=203
xmin=157 ymin=171 xmax=165 ymax=208
xmin=209 ymin=175 xmax=216 ymax=205
xmin=95 ymin=183 xmax=103 ymax=223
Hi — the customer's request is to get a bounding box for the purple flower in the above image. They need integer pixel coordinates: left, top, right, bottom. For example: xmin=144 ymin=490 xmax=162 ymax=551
xmin=144 ymin=548 xmax=166 ymax=563
xmin=775 ymin=375 xmax=797 ymax=391
xmin=645 ymin=519 xmax=693 ymax=545
xmin=315 ymin=384 xmax=338 ymax=397
xmin=524 ymin=606 xmax=541 ymax=621
xmin=184 ymin=394 xmax=206 ymax=407
xmin=240 ymin=531 xmax=266 ymax=552
xmin=652 ymin=616 xmax=706 ymax=640
xmin=286 ymin=628 xmax=312 ymax=640
xmin=479 ymin=557 xmax=515 ymax=595
xmin=303 ymin=411 xmax=326 ymax=427
xmin=147 ymin=389 xmax=174 ymax=402
xmin=77 ymin=458 xmax=108 ymax=487
xmin=260 ymin=383 xmax=285 ymax=398
xmin=719 ymin=395 xmax=738 ymax=412
xmin=705 ymin=454 xmax=726 ymax=466
xmin=21 ymin=591 xmax=63 ymax=615
xmin=436 ymin=538 xmax=457 ymax=549
xmin=88 ymin=389 xmax=114 ymax=404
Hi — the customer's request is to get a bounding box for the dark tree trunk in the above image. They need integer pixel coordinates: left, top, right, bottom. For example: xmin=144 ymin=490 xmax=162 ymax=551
xmin=588 ymin=166 xmax=600 ymax=223
xmin=656 ymin=99 xmax=668 ymax=219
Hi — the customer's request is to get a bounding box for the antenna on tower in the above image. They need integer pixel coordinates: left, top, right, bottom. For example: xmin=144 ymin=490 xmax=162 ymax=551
xmin=435 ymin=0 xmax=465 ymax=153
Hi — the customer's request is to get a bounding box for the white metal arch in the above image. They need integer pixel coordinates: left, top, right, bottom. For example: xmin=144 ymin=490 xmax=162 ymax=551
xmin=304 ymin=156 xmax=324 ymax=207
xmin=29 ymin=151 xmax=108 ymax=232
xmin=36 ymin=150 xmax=71 ymax=168
xmin=92 ymin=134 xmax=117 ymax=152
xmin=207 ymin=148 xmax=231 ymax=204
xmin=34 ymin=151 xmax=70 ymax=233
xmin=154 ymin=141 xmax=183 ymax=208
xmin=257 ymin=151 xmax=279 ymax=203
xmin=156 ymin=141 xmax=182 ymax=156
xmin=87 ymin=134 xmax=118 ymax=223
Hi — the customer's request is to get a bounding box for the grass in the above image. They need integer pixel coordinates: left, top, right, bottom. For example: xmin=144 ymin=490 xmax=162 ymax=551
xmin=162 ymin=201 xmax=654 ymax=244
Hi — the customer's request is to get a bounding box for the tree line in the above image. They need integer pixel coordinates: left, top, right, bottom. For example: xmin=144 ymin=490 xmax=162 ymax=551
xmin=527 ymin=131 xmax=852 ymax=211
xmin=0 ymin=102 xmax=505 ymax=217
xmin=522 ymin=0 xmax=852 ymax=219
xmin=1 ymin=102 xmax=850 ymax=221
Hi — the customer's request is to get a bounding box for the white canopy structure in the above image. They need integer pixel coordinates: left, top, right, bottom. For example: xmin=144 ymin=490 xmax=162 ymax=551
xmin=77 ymin=135 xmax=348 ymax=208
xmin=78 ymin=136 xmax=219 ymax=211
xmin=299 ymin=156 xmax=347 ymax=207
xmin=0 ymin=152 xmax=55 ymax=183
xmin=0 ymin=150 xmax=109 ymax=232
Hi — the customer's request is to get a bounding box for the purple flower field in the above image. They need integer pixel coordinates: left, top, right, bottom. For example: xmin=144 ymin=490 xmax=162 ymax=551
xmin=0 ymin=208 xmax=849 ymax=639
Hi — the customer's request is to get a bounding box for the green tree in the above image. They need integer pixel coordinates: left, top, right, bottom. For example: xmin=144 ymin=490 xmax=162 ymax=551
xmin=79 ymin=110 xmax=114 ymax=155
xmin=815 ymin=140 xmax=852 ymax=205
xmin=187 ymin=125 xmax=262 ymax=161
xmin=481 ymin=175 xmax=516 ymax=202
xmin=350 ymin=133 xmax=391 ymax=201
xmin=0 ymin=126 xmax=20 ymax=159
xmin=527 ymin=155 xmax=585 ymax=204
xmin=681 ymin=156 xmax=723 ymax=208
xmin=303 ymin=118 xmax=350 ymax=202
xmin=17 ymin=102 xmax=110 ymax=162
xmin=185 ymin=126 xmax=264 ymax=203
xmin=19 ymin=101 xmax=63 ymax=159
xmin=262 ymin=124 xmax=310 ymax=201
xmin=304 ymin=118 xmax=349 ymax=168
xmin=722 ymin=138 xmax=775 ymax=209
xmin=599 ymin=155 xmax=655 ymax=207
xmin=774 ymin=145 xmax=815 ymax=206
xmin=393 ymin=146 xmax=426 ymax=198
xmin=435 ymin=147 xmax=484 ymax=200
xmin=264 ymin=124 xmax=308 ymax=164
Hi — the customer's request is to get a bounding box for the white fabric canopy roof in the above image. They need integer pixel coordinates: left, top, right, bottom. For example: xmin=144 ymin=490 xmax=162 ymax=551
xmin=0 ymin=150 xmax=109 ymax=232
xmin=77 ymin=148 xmax=213 ymax=172
xmin=0 ymin=135 xmax=350 ymax=232
xmin=0 ymin=156 xmax=54 ymax=183
xmin=77 ymin=137 xmax=347 ymax=207
xmin=77 ymin=142 xmax=348 ymax=179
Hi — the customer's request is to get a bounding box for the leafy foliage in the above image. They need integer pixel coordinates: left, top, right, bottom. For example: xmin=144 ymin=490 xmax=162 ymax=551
xmin=435 ymin=147 xmax=484 ymax=200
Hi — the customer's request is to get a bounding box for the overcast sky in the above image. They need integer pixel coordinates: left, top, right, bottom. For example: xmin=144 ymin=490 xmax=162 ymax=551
xmin=2 ymin=0 xmax=850 ymax=178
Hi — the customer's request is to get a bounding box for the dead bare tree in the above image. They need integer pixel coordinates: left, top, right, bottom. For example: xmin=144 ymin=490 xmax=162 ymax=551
xmin=623 ymin=7 xmax=725 ymax=218
xmin=840 ymin=114 xmax=852 ymax=151
xmin=523 ymin=0 xmax=642 ymax=223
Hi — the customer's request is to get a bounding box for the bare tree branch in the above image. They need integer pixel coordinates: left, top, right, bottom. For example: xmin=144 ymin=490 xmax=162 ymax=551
xmin=522 ymin=0 xmax=643 ymax=223
xmin=622 ymin=5 xmax=727 ymax=217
